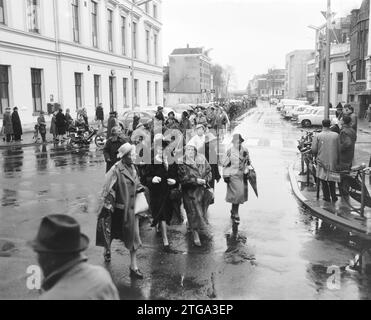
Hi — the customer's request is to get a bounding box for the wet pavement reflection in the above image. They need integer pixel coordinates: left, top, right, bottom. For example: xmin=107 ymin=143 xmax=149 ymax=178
xmin=1 ymin=102 xmax=371 ymax=300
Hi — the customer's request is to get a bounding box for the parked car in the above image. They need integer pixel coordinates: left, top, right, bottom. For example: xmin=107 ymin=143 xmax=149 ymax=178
xmin=291 ymin=106 xmax=318 ymax=122
xmin=298 ymin=108 xmax=337 ymax=127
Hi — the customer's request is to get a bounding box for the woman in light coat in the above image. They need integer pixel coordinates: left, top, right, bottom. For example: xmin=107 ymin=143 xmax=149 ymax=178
xmin=178 ymin=144 xmax=213 ymax=247
xmin=222 ymin=134 xmax=252 ymax=225
xmin=97 ymin=143 xmax=146 ymax=279
xmin=50 ymin=111 xmax=57 ymax=141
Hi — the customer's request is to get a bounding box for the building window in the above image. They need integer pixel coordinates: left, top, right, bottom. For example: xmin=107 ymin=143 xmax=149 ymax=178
xmin=154 ymin=33 xmax=158 ymax=65
xmin=153 ymin=4 xmax=157 ymax=19
xmin=147 ymin=81 xmax=151 ymax=105
xmin=31 ymin=68 xmax=42 ymax=112
xmin=27 ymin=0 xmax=40 ymax=33
xmin=145 ymin=30 xmax=150 ymax=63
xmin=0 ymin=0 xmax=5 ymax=25
xmin=0 ymin=65 xmax=9 ymax=114
xmin=337 ymin=73 xmax=343 ymax=95
xmin=72 ymin=0 xmax=80 ymax=42
xmin=109 ymin=76 xmax=116 ymax=112
xmin=91 ymin=1 xmax=98 ymax=48
xmin=107 ymin=9 xmax=113 ymax=52
xmin=94 ymin=75 xmax=100 ymax=108
xmin=75 ymin=73 xmax=82 ymax=110
xmin=123 ymin=78 xmax=128 ymax=107
xmin=121 ymin=16 xmax=126 ymax=55
xmin=134 ymin=79 xmax=138 ymax=106
xmin=155 ymin=81 xmax=159 ymax=105
xmin=132 ymin=21 xmax=137 ymax=59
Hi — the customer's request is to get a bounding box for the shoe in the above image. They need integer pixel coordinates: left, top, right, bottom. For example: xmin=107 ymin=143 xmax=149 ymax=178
xmin=163 ymin=245 xmax=171 ymax=253
xmin=332 ymin=197 xmax=338 ymax=203
xmin=130 ymin=268 xmax=144 ymax=279
xmin=322 ymin=198 xmax=331 ymax=202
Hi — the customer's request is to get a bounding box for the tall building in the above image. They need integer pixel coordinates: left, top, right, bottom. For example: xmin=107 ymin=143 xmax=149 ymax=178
xmin=0 ymin=0 xmax=163 ymax=129
xmin=349 ymin=0 xmax=370 ymax=117
xmin=267 ymin=69 xmax=285 ymax=99
xmin=165 ymin=45 xmax=213 ymax=105
xmin=285 ymin=50 xmax=315 ymax=99
xmin=306 ymin=58 xmax=317 ymax=103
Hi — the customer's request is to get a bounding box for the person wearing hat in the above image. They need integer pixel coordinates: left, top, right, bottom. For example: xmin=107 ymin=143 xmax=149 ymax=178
xmin=98 ymin=143 xmax=146 ymax=279
xmin=103 ymin=126 xmax=129 ymax=173
xmin=30 ymin=214 xmax=119 ymax=300
xmin=164 ymin=111 xmax=180 ymax=130
xmin=187 ymin=123 xmax=207 ymax=152
xmin=11 ymin=107 xmax=23 ymax=142
xmin=222 ymin=133 xmax=252 ymax=226
xmin=2 ymin=107 xmax=13 ymax=142
xmin=106 ymin=111 xmax=118 ymax=139
xmin=142 ymin=134 xmax=180 ymax=251
xmin=196 ymin=111 xmax=207 ymax=127
xmin=178 ymin=144 xmax=213 ymax=247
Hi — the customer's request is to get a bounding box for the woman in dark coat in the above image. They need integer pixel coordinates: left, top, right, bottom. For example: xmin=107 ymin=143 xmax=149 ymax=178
xmin=11 ymin=107 xmax=23 ymax=141
xmin=50 ymin=111 xmax=57 ymax=141
xmin=143 ymin=135 xmax=180 ymax=251
xmin=2 ymin=107 xmax=13 ymax=142
xmin=178 ymin=144 xmax=213 ymax=247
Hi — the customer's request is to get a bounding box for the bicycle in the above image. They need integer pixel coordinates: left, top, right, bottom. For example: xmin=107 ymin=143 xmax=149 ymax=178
xmin=340 ymin=164 xmax=371 ymax=217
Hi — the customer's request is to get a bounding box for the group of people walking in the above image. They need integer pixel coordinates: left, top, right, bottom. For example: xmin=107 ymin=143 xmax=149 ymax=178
xmin=97 ymin=105 xmax=253 ymax=279
xmin=1 ymin=106 xmax=23 ymax=142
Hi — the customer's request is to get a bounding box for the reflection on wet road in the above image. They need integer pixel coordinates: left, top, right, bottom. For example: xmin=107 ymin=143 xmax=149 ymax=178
xmin=1 ymin=102 xmax=371 ymax=300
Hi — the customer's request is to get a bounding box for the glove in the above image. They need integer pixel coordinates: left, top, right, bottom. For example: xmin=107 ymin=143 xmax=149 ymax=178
xmin=167 ymin=179 xmax=176 ymax=186
xmin=152 ymin=176 xmax=162 ymax=184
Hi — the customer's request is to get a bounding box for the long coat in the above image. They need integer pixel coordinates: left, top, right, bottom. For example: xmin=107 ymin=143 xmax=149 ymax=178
xmin=311 ymin=129 xmax=340 ymax=182
xmin=143 ymin=156 xmax=179 ymax=226
xmin=56 ymin=112 xmax=67 ymax=135
xmin=222 ymin=145 xmax=250 ymax=204
xmin=106 ymin=116 xmax=117 ymax=139
xmin=2 ymin=112 xmax=13 ymax=135
xmin=11 ymin=111 xmax=22 ymax=136
xmin=339 ymin=124 xmax=356 ymax=170
xmin=97 ymin=161 xmax=144 ymax=251
xmin=178 ymin=154 xmax=212 ymax=231
xmin=50 ymin=115 xmax=57 ymax=135
xmin=103 ymin=136 xmax=128 ymax=172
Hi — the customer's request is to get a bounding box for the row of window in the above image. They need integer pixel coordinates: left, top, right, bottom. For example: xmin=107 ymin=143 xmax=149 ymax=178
xmin=0 ymin=65 xmax=160 ymax=114
xmin=0 ymin=1 xmax=159 ymax=65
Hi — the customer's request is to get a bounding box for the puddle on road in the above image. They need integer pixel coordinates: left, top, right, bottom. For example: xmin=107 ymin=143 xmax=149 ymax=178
xmin=224 ymin=233 xmax=256 ymax=266
xmin=0 ymin=240 xmax=17 ymax=257
xmin=1 ymin=189 xmax=19 ymax=207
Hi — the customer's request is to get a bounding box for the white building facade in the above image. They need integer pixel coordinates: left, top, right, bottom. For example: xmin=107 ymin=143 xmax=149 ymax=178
xmin=0 ymin=0 xmax=163 ymax=130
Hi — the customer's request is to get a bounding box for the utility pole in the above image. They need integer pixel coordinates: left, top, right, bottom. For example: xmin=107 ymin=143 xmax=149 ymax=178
xmin=324 ymin=0 xmax=332 ymax=120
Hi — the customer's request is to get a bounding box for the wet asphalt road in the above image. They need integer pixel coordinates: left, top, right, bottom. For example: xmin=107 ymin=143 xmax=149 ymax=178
xmin=1 ymin=101 xmax=371 ymax=300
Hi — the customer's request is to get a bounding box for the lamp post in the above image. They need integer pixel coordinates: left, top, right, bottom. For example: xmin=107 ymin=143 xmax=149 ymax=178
xmin=324 ymin=0 xmax=332 ymax=120
xmin=130 ymin=0 xmax=153 ymax=110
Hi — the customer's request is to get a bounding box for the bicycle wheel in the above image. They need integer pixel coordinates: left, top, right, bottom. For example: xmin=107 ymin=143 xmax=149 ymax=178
xmin=95 ymin=134 xmax=106 ymax=150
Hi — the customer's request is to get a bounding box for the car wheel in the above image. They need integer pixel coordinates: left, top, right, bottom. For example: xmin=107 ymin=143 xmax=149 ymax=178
xmin=302 ymin=120 xmax=312 ymax=128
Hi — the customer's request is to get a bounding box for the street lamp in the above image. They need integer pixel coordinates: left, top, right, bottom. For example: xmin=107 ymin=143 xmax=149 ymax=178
xmin=130 ymin=0 xmax=153 ymax=110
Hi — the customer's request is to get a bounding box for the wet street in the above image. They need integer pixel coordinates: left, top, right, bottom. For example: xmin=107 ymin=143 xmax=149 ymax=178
xmin=1 ymin=101 xmax=371 ymax=300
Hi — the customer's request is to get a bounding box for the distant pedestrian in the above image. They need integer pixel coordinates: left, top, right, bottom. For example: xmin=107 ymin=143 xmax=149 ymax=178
xmin=311 ymin=119 xmax=340 ymax=203
xmin=55 ymin=109 xmax=67 ymax=142
xmin=164 ymin=111 xmax=179 ymax=130
xmin=37 ymin=111 xmax=47 ymax=143
xmin=107 ymin=111 xmax=118 ymax=139
xmin=222 ymin=134 xmax=251 ymax=226
xmin=132 ymin=113 xmax=141 ymax=132
xmin=81 ymin=107 xmax=88 ymax=126
xmin=336 ymin=103 xmax=343 ymax=119
xmin=2 ymin=107 xmax=13 ymax=143
xmin=342 ymin=104 xmax=357 ymax=133
xmin=95 ymin=103 xmax=104 ymax=128
xmin=178 ymin=144 xmax=213 ymax=247
xmin=30 ymin=214 xmax=119 ymax=300
xmin=98 ymin=143 xmax=147 ymax=279
xmin=338 ymin=115 xmax=357 ymax=171
xmin=65 ymin=108 xmax=74 ymax=133
xmin=103 ymin=126 xmax=128 ymax=173
xmin=50 ymin=111 xmax=57 ymax=142
xmin=367 ymin=105 xmax=371 ymax=127
xmin=11 ymin=107 xmax=23 ymax=142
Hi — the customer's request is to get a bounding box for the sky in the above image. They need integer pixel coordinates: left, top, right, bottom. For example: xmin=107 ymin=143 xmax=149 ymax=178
xmin=162 ymin=0 xmax=363 ymax=90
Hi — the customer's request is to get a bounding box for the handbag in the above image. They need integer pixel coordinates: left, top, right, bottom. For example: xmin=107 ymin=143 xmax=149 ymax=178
xmin=134 ymin=191 xmax=149 ymax=215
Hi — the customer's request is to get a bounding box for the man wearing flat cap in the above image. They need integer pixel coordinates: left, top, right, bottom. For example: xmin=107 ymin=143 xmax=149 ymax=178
xmin=30 ymin=214 xmax=119 ymax=300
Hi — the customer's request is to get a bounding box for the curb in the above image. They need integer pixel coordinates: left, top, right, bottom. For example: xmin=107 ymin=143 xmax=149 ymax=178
xmin=288 ymin=163 xmax=371 ymax=240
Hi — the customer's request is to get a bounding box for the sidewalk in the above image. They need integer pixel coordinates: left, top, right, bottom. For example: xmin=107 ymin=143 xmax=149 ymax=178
xmin=289 ymin=159 xmax=371 ymax=240
xmin=0 ymin=131 xmax=49 ymax=149
xmin=359 ymin=118 xmax=371 ymax=135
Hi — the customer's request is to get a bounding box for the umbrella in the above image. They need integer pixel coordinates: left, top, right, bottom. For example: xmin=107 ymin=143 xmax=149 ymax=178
xmin=247 ymin=168 xmax=258 ymax=198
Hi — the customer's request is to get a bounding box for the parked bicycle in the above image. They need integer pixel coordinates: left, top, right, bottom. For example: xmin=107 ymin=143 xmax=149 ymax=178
xmin=67 ymin=125 xmax=106 ymax=150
